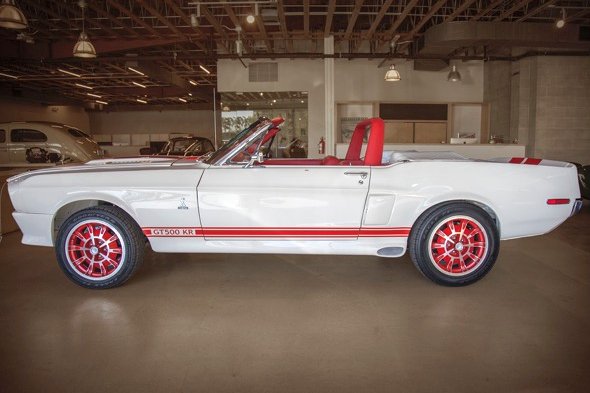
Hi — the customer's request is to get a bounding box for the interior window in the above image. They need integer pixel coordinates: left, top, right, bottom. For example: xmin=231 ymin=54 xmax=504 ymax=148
xmin=0 ymin=129 xmax=5 ymax=143
xmin=11 ymin=129 xmax=48 ymax=143
xmin=68 ymin=128 xmax=90 ymax=138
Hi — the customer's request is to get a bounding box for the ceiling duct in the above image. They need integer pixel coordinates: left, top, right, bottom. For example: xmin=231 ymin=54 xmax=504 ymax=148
xmin=415 ymin=22 xmax=590 ymax=70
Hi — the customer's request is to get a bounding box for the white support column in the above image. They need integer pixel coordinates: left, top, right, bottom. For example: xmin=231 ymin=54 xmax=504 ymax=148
xmin=324 ymin=36 xmax=335 ymax=156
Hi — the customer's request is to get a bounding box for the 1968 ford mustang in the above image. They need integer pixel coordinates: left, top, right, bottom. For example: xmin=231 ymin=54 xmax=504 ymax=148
xmin=7 ymin=117 xmax=582 ymax=289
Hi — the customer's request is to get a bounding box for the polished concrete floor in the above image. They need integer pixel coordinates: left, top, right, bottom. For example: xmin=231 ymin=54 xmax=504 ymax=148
xmin=1 ymin=204 xmax=589 ymax=393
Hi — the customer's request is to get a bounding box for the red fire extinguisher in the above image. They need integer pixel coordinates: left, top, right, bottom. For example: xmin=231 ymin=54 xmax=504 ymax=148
xmin=318 ymin=137 xmax=326 ymax=155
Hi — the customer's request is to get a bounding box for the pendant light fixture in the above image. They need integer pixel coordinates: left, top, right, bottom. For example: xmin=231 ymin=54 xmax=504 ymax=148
xmin=556 ymin=8 xmax=566 ymax=28
xmin=384 ymin=64 xmax=401 ymax=82
xmin=0 ymin=0 xmax=28 ymax=29
xmin=73 ymin=0 xmax=96 ymax=58
xmin=447 ymin=65 xmax=462 ymax=82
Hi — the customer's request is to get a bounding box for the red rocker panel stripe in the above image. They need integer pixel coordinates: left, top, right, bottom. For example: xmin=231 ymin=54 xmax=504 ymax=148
xmin=142 ymin=227 xmax=411 ymax=238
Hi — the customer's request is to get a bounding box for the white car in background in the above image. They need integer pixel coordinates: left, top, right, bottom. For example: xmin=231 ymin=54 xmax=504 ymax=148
xmin=0 ymin=121 xmax=103 ymax=165
xmin=6 ymin=117 xmax=582 ymax=289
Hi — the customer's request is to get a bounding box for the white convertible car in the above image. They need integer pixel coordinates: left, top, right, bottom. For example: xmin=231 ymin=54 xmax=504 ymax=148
xmin=7 ymin=117 xmax=582 ymax=289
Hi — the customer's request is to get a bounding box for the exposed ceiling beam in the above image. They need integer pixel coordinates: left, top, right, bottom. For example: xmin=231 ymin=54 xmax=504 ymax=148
xmin=445 ymin=0 xmax=477 ymax=22
xmin=86 ymin=1 xmax=139 ymax=37
xmin=222 ymin=2 xmax=253 ymax=54
xmin=324 ymin=0 xmax=336 ymax=37
xmin=255 ymin=5 xmax=272 ymax=52
xmin=494 ymin=0 xmax=535 ymax=21
xmin=364 ymin=0 xmax=394 ymax=41
xmin=162 ymin=0 xmax=209 ymax=52
xmin=344 ymin=0 xmax=364 ymax=42
xmin=304 ymin=0 xmax=310 ymax=38
xmin=135 ymin=61 xmax=211 ymax=101
xmin=377 ymin=0 xmax=419 ymax=50
xmin=105 ymin=0 xmax=163 ymax=38
xmin=515 ymin=0 xmax=557 ymax=22
xmin=276 ymin=0 xmax=293 ymax=52
xmin=471 ymin=0 xmax=504 ymax=21
xmin=200 ymin=5 xmax=231 ymax=53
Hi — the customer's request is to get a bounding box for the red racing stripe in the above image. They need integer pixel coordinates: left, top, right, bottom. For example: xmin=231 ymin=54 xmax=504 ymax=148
xmin=142 ymin=226 xmax=411 ymax=238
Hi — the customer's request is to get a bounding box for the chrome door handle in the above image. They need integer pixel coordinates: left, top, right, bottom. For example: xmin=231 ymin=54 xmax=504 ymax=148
xmin=344 ymin=171 xmax=368 ymax=179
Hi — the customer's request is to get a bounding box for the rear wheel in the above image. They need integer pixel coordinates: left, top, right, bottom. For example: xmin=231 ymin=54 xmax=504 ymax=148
xmin=408 ymin=203 xmax=499 ymax=286
xmin=55 ymin=206 xmax=144 ymax=289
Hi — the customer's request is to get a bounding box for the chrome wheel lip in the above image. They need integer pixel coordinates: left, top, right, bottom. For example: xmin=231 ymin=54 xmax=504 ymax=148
xmin=64 ymin=219 xmax=127 ymax=282
xmin=427 ymin=214 xmax=489 ymax=277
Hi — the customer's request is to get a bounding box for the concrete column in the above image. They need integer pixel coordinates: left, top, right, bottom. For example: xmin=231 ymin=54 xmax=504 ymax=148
xmin=324 ymin=36 xmax=335 ymax=156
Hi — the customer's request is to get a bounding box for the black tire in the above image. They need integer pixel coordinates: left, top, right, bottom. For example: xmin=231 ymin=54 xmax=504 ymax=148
xmin=408 ymin=202 xmax=499 ymax=286
xmin=55 ymin=206 xmax=144 ymax=289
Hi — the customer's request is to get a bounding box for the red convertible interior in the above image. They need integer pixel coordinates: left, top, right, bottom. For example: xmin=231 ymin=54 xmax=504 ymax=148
xmin=262 ymin=117 xmax=384 ymax=167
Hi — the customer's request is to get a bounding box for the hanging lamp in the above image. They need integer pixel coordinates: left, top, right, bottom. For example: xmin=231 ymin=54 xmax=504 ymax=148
xmin=447 ymin=65 xmax=461 ymax=82
xmin=0 ymin=0 xmax=28 ymax=29
xmin=384 ymin=64 xmax=401 ymax=82
xmin=73 ymin=0 xmax=96 ymax=58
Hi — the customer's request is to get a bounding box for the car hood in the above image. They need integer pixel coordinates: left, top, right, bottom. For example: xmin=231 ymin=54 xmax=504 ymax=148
xmin=7 ymin=156 xmax=209 ymax=183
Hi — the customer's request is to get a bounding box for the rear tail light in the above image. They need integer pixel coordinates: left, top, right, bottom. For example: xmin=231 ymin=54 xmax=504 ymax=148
xmin=547 ymin=198 xmax=570 ymax=205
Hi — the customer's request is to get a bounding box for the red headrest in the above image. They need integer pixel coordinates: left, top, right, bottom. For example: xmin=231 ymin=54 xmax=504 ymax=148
xmin=344 ymin=118 xmax=384 ymax=166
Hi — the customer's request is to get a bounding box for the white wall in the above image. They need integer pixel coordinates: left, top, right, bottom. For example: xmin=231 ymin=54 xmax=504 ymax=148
xmin=334 ymin=60 xmax=484 ymax=103
xmin=217 ymin=58 xmax=484 ymax=157
xmin=0 ymin=98 xmax=90 ymax=130
xmin=89 ymin=109 xmax=217 ymax=141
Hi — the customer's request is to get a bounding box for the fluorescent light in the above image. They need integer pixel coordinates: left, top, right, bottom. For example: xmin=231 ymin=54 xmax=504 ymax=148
xmin=75 ymin=83 xmax=93 ymax=90
xmin=188 ymin=92 xmax=193 ymax=96
xmin=86 ymin=92 xmax=102 ymax=98
xmin=58 ymin=68 xmax=81 ymax=77
xmin=96 ymin=100 xmax=108 ymax=105
xmin=199 ymin=65 xmax=210 ymax=74
xmin=189 ymin=79 xmax=198 ymax=86
xmin=132 ymin=81 xmax=146 ymax=88
xmin=127 ymin=66 xmax=145 ymax=76
xmin=136 ymin=98 xmax=147 ymax=104
xmin=0 ymin=72 xmax=17 ymax=79
xmin=178 ymin=97 xmax=187 ymax=103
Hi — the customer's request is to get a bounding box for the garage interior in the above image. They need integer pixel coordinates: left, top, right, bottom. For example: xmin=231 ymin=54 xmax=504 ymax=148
xmin=1 ymin=1 xmax=589 ymax=392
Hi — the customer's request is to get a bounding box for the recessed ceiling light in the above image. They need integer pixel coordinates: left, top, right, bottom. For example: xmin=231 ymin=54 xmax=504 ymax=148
xmin=178 ymin=97 xmax=187 ymax=103
xmin=58 ymin=68 xmax=81 ymax=77
xmin=96 ymin=100 xmax=108 ymax=105
xmin=86 ymin=92 xmax=102 ymax=98
xmin=189 ymin=79 xmax=198 ymax=86
xmin=132 ymin=81 xmax=146 ymax=88
xmin=0 ymin=72 xmax=18 ymax=79
xmin=75 ymin=83 xmax=93 ymax=90
xmin=199 ymin=65 xmax=210 ymax=74
xmin=136 ymin=98 xmax=147 ymax=104
xmin=127 ymin=66 xmax=145 ymax=76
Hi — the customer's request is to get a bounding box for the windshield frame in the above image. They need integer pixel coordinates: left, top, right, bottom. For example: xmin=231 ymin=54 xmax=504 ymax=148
xmin=204 ymin=118 xmax=273 ymax=166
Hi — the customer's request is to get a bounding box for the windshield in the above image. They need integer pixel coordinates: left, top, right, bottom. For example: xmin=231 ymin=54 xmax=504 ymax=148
xmin=204 ymin=118 xmax=268 ymax=164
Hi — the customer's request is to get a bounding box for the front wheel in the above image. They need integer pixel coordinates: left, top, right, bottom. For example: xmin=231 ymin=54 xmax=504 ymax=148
xmin=55 ymin=206 xmax=144 ymax=289
xmin=408 ymin=203 xmax=500 ymax=286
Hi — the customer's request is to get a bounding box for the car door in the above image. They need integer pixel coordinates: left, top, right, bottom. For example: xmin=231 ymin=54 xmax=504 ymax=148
xmin=197 ymin=165 xmax=370 ymax=240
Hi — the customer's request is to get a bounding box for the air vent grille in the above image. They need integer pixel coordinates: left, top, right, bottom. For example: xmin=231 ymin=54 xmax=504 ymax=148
xmin=249 ymin=62 xmax=278 ymax=82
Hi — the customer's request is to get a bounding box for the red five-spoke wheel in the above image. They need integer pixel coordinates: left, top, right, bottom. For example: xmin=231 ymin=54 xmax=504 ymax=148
xmin=408 ymin=203 xmax=499 ymax=286
xmin=427 ymin=216 xmax=488 ymax=276
xmin=56 ymin=206 xmax=144 ymax=289
xmin=65 ymin=220 xmax=126 ymax=280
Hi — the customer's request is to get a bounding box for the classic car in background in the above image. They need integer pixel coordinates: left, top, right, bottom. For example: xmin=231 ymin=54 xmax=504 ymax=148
xmin=7 ymin=117 xmax=582 ymax=289
xmin=139 ymin=136 xmax=215 ymax=157
xmin=0 ymin=121 xmax=103 ymax=165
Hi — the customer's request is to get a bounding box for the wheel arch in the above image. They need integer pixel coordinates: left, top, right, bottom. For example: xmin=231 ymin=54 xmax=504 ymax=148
xmin=412 ymin=199 xmax=501 ymax=238
xmin=53 ymin=198 xmax=141 ymax=243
